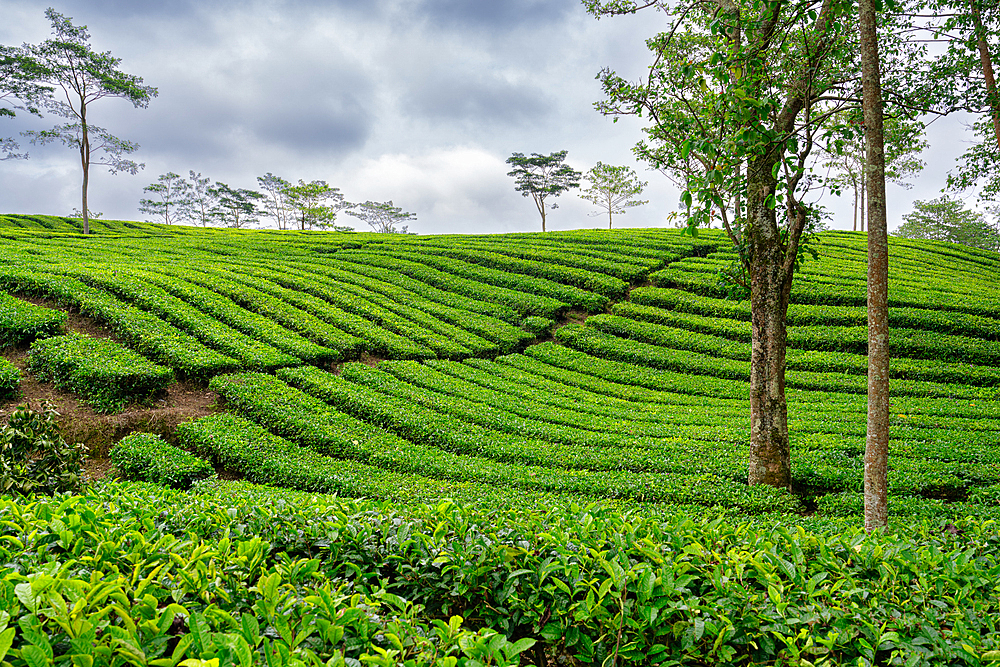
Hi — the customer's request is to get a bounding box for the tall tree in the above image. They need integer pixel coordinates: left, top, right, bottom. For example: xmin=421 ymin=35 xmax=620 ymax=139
xmin=257 ymin=172 xmax=293 ymax=230
xmin=23 ymin=9 xmax=156 ymax=235
xmin=285 ymin=180 xmax=348 ymax=230
xmin=506 ymin=151 xmax=582 ymax=232
xmin=138 ymin=171 xmax=187 ymax=225
xmin=208 ymin=182 xmax=263 ymax=229
xmin=860 ymin=0 xmax=890 ymax=531
xmin=579 ymin=162 xmax=649 ymax=229
xmin=585 ymin=0 xmax=855 ymax=488
xmin=347 ymin=200 xmax=415 ymax=233
xmin=0 ymin=45 xmax=51 ymax=160
xmin=178 ymin=171 xmax=215 ymax=226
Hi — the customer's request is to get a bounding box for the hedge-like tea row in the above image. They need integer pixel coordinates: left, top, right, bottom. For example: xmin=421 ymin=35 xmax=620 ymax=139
xmin=322 ymin=362 xmax=749 ymax=471
xmin=286 ymin=253 xmax=523 ymax=323
xmin=163 ymin=264 xmax=436 ymax=359
xmin=65 ymin=267 xmax=306 ymax=371
xmin=179 ymin=412 xmax=586 ymax=510
xmin=431 ymin=238 xmax=656 ymax=282
xmin=263 ymin=259 xmax=534 ymax=353
xmin=631 ymin=287 xmax=1000 ymax=340
xmin=0 ymin=291 xmax=65 ymax=347
xmin=136 ymin=269 xmax=341 ymax=364
xmin=335 ymin=251 xmax=568 ymax=319
xmin=235 ymin=263 xmax=504 ymax=358
xmin=210 ymin=371 xmax=799 ymax=512
xmin=0 ymin=267 xmax=239 ymax=381
xmin=410 ymin=244 xmax=630 ymax=299
xmin=597 ymin=309 xmax=1000 ymax=386
xmin=0 ymin=357 xmax=20 ymax=400
xmin=558 ymin=323 xmax=996 ymax=400
xmin=384 ymin=249 xmax=610 ymax=312
xmin=111 ymin=431 xmax=214 ymax=488
xmin=27 ymin=333 xmax=174 ymax=412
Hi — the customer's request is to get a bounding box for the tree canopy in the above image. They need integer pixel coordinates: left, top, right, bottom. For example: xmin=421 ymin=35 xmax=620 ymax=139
xmin=506 ymin=151 xmax=582 ymax=232
xmin=893 ymin=195 xmax=1000 ymax=250
xmin=579 ymin=162 xmax=648 ymax=229
xmin=22 ymin=9 xmax=157 ymax=234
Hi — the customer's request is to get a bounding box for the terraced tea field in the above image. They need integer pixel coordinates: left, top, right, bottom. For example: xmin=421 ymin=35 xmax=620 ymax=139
xmin=1 ymin=213 xmax=999 ymax=666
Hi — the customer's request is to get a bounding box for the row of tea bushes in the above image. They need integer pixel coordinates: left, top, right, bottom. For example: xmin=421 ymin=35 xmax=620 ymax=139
xmin=111 ymin=431 xmax=214 ymax=488
xmin=27 ymin=333 xmax=174 ymax=412
xmin=209 ymin=370 xmax=800 ymax=513
xmin=0 ymin=267 xmax=240 ymax=381
xmin=0 ymin=291 xmax=66 ymax=347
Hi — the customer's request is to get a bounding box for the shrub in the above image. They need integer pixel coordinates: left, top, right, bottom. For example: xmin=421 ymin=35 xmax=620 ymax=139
xmin=521 ymin=316 xmax=554 ymax=336
xmin=28 ymin=333 xmax=174 ymax=413
xmin=0 ymin=291 xmax=66 ymax=347
xmin=0 ymin=402 xmax=86 ymax=496
xmin=111 ymin=432 xmax=214 ymax=489
xmin=0 ymin=358 xmax=20 ymax=400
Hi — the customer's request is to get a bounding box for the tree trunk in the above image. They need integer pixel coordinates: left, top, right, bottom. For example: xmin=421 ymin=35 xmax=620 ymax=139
xmin=860 ymin=0 xmax=890 ymax=532
xmin=853 ymin=178 xmax=858 ymax=231
xmin=972 ymin=2 xmax=1000 ymax=150
xmin=80 ymin=105 xmax=90 ymax=235
xmin=541 ymin=205 xmax=546 ymax=232
xmin=746 ymin=153 xmax=792 ymax=490
xmin=609 ymin=209 xmax=613 ymax=230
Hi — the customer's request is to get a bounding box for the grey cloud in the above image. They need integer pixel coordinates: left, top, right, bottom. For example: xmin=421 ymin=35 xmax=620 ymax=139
xmin=412 ymin=0 xmax=578 ymax=30
xmin=402 ymin=73 xmax=550 ymax=126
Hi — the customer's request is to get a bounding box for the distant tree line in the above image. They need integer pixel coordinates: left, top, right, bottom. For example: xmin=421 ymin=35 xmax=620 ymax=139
xmin=137 ymin=170 xmax=416 ymax=233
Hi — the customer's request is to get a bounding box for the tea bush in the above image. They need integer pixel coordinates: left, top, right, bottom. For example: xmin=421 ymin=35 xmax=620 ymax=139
xmin=0 ymin=403 xmax=85 ymax=496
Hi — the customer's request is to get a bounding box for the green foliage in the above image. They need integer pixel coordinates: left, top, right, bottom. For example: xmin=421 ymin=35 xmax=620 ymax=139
xmin=0 ymin=291 xmax=65 ymax=347
xmin=506 ymin=151 xmax=582 ymax=229
xmin=27 ymin=333 xmax=174 ymax=413
xmin=111 ymin=432 xmax=214 ymax=488
xmin=2 ymin=483 xmax=1000 ymax=666
xmin=579 ymin=161 xmax=649 ymax=228
xmin=521 ymin=316 xmax=553 ymax=336
xmin=0 ymin=358 xmax=19 ymax=400
xmin=893 ymin=195 xmax=1000 ymax=251
xmin=346 ymin=200 xmax=415 ymax=234
xmin=0 ymin=403 xmax=85 ymax=496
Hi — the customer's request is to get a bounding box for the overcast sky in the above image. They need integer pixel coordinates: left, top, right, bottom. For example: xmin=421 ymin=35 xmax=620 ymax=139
xmin=0 ymin=0 xmax=983 ymax=235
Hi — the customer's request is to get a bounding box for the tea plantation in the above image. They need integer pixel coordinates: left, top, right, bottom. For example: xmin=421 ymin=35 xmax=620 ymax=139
xmin=1 ymin=213 xmax=999 ymax=666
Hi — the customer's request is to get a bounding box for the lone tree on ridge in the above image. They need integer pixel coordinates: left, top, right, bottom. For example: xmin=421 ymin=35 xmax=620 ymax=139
xmin=506 ymin=151 xmax=582 ymax=232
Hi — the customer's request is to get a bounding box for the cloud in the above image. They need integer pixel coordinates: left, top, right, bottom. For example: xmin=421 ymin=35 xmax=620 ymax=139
xmin=412 ymin=0 xmax=578 ymax=31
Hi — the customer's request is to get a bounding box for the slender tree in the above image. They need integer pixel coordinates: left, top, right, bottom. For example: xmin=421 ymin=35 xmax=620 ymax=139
xmin=820 ymin=110 xmax=925 ymax=231
xmin=138 ymin=171 xmax=187 ymax=225
xmin=178 ymin=171 xmax=215 ymax=226
xmin=860 ymin=0 xmax=890 ymax=531
xmin=257 ymin=172 xmax=293 ymax=230
xmin=347 ymin=200 xmax=415 ymax=233
xmin=0 ymin=44 xmax=51 ymax=160
xmin=579 ymin=162 xmax=649 ymax=229
xmin=23 ymin=9 xmax=156 ymax=235
xmin=506 ymin=151 xmax=582 ymax=232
